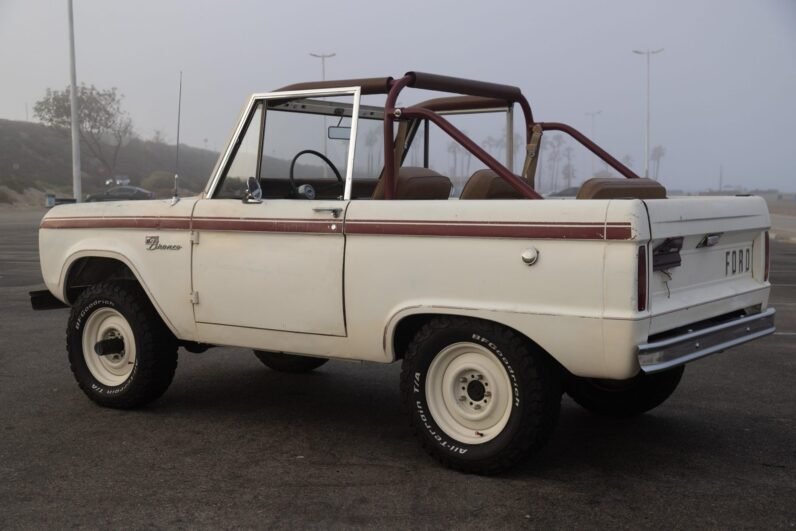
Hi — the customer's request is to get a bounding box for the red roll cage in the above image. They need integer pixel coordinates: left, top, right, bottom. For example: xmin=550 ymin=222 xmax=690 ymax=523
xmin=278 ymin=71 xmax=640 ymax=200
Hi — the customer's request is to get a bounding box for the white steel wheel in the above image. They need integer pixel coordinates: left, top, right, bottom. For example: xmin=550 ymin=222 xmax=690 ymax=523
xmin=81 ymin=307 xmax=137 ymax=387
xmin=401 ymin=316 xmax=562 ymax=474
xmin=425 ymin=342 xmax=513 ymax=445
xmin=68 ymin=281 xmax=178 ymax=409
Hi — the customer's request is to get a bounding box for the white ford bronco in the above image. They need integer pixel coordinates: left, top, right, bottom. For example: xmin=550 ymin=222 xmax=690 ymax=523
xmin=32 ymin=72 xmax=775 ymax=474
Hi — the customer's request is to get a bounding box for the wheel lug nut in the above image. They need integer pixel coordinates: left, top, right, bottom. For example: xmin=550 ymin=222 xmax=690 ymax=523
xmin=459 ymin=377 xmax=468 ymax=383
xmin=476 ymin=374 xmax=484 ymax=381
xmin=484 ymin=391 xmax=492 ymax=398
xmin=459 ymin=396 xmax=467 ymax=402
xmin=474 ymin=404 xmax=482 ymax=410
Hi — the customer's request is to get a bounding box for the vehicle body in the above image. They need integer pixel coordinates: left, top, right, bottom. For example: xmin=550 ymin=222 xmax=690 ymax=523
xmin=85 ymin=185 xmax=154 ymax=202
xmin=32 ymin=72 xmax=775 ymax=474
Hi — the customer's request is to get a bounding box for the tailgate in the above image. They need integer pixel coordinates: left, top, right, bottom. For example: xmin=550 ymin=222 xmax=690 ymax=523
xmin=644 ymin=196 xmax=771 ymax=335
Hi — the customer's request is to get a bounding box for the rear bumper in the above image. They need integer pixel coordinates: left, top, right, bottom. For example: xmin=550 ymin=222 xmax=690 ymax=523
xmin=638 ymin=308 xmax=776 ymax=373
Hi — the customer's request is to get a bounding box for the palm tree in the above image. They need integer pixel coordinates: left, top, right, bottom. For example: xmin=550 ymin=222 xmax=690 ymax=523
xmin=562 ymin=145 xmax=576 ymax=188
xmin=364 ymin=127 xmax=379 ymax=175
xmin=651 ymin=145 xmax=666 ymax=180
xmin=546 ymin=135 xmax=565 ymax=191
xmin=447 ymin=141 xmax=459 ymax=177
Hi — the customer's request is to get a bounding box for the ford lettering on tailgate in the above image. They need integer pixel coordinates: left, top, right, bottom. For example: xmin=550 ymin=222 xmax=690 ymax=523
xmin=725 ymin=248 xmax=751 ymax=276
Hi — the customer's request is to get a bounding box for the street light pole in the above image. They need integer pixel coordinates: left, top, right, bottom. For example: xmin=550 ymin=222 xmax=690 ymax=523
xmin=68 ymin=0 xmax=82 ymax=202
xmin=309 ymin=52 xmax=335 ymax=176
xmin=632 ymin=48 xmax=663 ymax=179
xmin=585 ymin=110 xmax=601 ymax=176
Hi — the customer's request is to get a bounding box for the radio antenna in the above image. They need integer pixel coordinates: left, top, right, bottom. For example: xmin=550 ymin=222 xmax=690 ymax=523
xmin=171 ymin=70 xmax=183 ymax=205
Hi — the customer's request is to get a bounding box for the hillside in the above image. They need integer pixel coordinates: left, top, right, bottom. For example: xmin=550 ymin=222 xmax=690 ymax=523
xmin=0 ymin=118 xmax=218 ymax=203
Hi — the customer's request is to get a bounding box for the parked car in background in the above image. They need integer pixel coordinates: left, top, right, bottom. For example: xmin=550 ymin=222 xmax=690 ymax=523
xmin=85 ymin=186 xmax=154 ymax=202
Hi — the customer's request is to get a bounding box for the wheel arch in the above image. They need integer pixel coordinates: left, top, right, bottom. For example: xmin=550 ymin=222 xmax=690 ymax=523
xmin=60 ymin=251 xmax=180 ymax=337
xmin=386 ymin=307 xmax=567 ymax=373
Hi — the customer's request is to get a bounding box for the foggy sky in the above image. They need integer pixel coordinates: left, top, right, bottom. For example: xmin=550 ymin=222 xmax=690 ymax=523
xmin=1 ymin=0 xmax=795 ymax=191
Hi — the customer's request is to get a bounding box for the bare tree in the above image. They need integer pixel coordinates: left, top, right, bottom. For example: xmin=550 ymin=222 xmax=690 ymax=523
xmin=34 ymin=84 xmax=134 ymax=178
xmin=651 ymin=145 xmax=666 ymax=180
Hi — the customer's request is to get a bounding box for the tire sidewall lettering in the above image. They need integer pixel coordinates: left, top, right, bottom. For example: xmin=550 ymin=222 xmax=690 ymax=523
xmin=70 ymin=296 xmax=136 ymax=397
xmin=411 ymin=329 xmax=523 ymax=460
xmin=74 ymin=299 xmax=116 ymax=330
xmin=471 ymin=333 xmax=520 ymax=408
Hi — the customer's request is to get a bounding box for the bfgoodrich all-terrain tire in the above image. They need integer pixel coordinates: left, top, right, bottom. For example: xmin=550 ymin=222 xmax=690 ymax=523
xmin=66 ymin=281 xmax=178 ymax=409
xmin=253 ymin=350 xmax=328 ymax=373
xmin=400 ymin=317 xmax=561 ymax=475
xmin=566 ymin=366 xmax=684 ymax=418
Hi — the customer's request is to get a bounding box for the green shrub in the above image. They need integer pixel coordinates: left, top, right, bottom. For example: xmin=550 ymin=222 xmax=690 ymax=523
xmin=141 ymin=170 xmax=175 ymax=191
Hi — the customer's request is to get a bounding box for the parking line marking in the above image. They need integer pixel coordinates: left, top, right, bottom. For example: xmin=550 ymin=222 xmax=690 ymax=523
xmin=773 ymin=332 xmax=796 ymax=336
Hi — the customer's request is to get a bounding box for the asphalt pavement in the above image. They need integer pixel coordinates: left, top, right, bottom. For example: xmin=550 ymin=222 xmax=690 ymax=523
xmin=0 ymin=207 xmax=793 ymax=529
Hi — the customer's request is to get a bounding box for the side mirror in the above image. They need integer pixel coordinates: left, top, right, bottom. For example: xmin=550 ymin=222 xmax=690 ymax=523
xmin=328 ymin=126 xmax=351 ymax=140
xmin=242 ymin=176 xmax=262 ymax=204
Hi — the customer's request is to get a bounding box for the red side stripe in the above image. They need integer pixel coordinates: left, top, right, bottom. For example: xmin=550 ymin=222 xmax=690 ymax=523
xmin=40 ymin=216 xmax=632 ymax=240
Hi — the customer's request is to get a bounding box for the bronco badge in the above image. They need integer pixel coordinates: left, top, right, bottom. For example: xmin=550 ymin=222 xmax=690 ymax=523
xmin=145 ymin=235 xmax=182 ymax=251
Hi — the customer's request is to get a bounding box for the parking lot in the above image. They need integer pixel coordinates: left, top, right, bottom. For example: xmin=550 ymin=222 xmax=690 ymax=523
xmin=0 ymin=207 xmax=794 ymax=529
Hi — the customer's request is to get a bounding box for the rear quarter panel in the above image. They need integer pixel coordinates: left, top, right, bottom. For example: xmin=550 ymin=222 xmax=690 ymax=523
xmin=344 ymin=199 xmax=646 ymax=378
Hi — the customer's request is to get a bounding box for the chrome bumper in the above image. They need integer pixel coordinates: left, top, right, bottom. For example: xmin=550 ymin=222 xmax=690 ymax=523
xmin=638 ymin=308 xmax=776 ymax=374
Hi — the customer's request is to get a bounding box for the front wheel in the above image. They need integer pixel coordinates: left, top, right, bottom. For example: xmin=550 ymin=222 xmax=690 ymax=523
xmin=566 ymin=366 xmax=684 ymax=418
xmin=400 ymin=317 xmax=561 ymax=475
xmin=66 ymin=281 xmax=178 ymax=409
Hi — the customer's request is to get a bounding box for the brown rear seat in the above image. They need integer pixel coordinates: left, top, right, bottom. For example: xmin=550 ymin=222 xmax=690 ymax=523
xmin=459 ymin=169 xmax=524 ymax=199
xmin=576 ymin=177 xmax=666 ymax=200
xmin=371 ymin=167 xmax=452 ymax=199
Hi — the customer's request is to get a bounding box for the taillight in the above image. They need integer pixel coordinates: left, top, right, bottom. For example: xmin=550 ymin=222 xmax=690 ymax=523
xmin=638 ymin=245 xmax=647 ymax=312
xmin=764 ymin=231 xmax=770 ymax=281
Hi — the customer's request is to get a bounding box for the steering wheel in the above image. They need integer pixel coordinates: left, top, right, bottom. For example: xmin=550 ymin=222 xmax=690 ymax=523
xmin=289 ymin=149 xmax=343 ymax=198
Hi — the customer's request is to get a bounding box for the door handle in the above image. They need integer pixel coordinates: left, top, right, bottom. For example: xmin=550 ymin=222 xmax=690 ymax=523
xmin=312 ymin=207 xmax=342 ymax=218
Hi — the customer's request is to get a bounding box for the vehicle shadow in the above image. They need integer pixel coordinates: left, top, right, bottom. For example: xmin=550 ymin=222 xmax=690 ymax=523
xmin=145 ymin=355 xmax=736 ymax=477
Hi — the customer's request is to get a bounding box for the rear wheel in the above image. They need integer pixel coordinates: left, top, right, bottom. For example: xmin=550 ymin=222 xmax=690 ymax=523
xmin=566 ymin=366 xmax=684 ymax=417
xmin=400 ymin=317 xmax=561 ymax=475
xmin=67 ymin=281 xmax=178 ymax=409
xmin=253 ymin=350 xmax=328 ymax=373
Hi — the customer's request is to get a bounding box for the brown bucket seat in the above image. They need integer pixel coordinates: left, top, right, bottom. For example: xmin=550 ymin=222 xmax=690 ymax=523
xmin=460 ymin=169 xmax=525 ymax=199
xmin=371 ymin=167 xmax=452 ymax=200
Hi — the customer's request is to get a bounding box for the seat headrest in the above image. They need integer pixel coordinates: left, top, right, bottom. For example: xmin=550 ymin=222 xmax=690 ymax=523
xmin=372 ymin=167 xmax=452 ymax=199
xmin=576 ymin=177 xmax=667 ymax=200
xmin=460 ymin=169 xmax=524 ymax=200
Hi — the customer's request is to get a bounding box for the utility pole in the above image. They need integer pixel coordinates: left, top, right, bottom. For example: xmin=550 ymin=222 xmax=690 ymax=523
xmin=309 ymin=52 xmax=335 ymax=175
xmin=68 ymin=0 xmax=82 ymax=201
xmin=585 ymin=110 xmax=601 ymax=176
xmin=632 ymin=48 xmax=663 ymax=179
